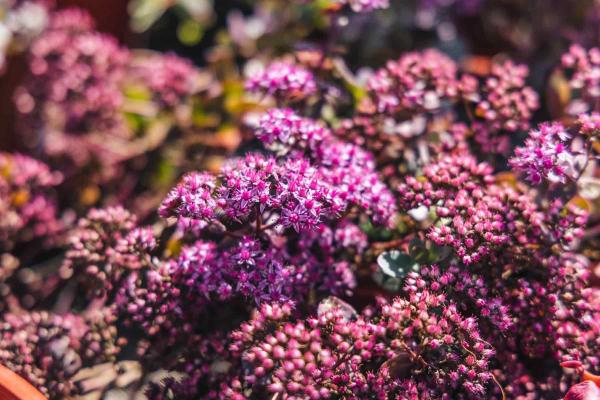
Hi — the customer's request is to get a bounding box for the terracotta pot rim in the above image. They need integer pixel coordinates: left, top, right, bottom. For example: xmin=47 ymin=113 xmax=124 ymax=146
xmin=0 ymin=365 xmax=47 ymax=400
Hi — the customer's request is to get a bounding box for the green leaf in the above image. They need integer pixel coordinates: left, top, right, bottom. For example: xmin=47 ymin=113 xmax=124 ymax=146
xmin=373 ymin=250 xmax=419 ymax=291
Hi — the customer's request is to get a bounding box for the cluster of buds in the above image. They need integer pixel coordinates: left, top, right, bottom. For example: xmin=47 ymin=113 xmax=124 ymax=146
xmin=245 ymin=61 xmax=317 ymax=102
xmin=60 ymin=206 xmax=156 ymax=297
xmin=367 ymin=49 xmax=462 ymax=114
xmin=15 ymin=7 xmax=205 ymax=174
xmin=472 ymin=61 xmax=539 ymax=133
xmin=222 ymin=291 xmax=494 ymax=399
xmin=0 ymin=308 xmax=120 ymax=398
xmin=560 ymin=45 xmax=600 ymax=113
xmin=0 ymin=152 xmax=62 ymax=251
xmin=510 ymin=122 xmax=577 ymax=184
xmin=397 ymin=153 xmax=507 ymax=264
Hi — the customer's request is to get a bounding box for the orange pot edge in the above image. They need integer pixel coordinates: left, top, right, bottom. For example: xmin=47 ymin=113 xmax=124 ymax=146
xmin=0 ymin=365 xmax=47 ymax=400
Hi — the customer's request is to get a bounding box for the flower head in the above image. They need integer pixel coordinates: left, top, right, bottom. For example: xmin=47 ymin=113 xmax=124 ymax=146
xmin=561 ymin=45 xmax=600 ymax=111
xmin=255 ymin=108 xmax=331 ymax=152
xmin=368 ymin=49 xmax=459 ymax=114
xmin=474 ymin=60 xmax=539 ymax=132
xmin=246 ymin=60 xmax=317 ymax=101
xmin=159 ymin=172 xmax=217 ymax=222
xmin=0 ymin=152 xmax=62 ymax=251
xmin=510 ymin=122 xmax=576 ymax=184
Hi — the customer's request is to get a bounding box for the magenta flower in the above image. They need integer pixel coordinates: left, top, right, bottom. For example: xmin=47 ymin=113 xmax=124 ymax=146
xmin=561 ymin=45 xmax=600 ymax=111
xmin=510 ymin=122 xmax=576 ymax=184
xmin=131 ymin=52 xmax=200 ymax=108
xmin=255 ymin=108 xmax=331 ymax=151
xmin=0 ymin=152 xmax=62 ymax=251
xmin=245 ymin=60 xmax=317 ymax=101
xmin=368 ymin=49 xmax=460 ymax=114
xmin=159 ymin=172 xmax=217 ymax=221
xmin=474 ymin=60 xmax=539 ymax=132
xmin=578 ymin=112 xmax=600 ymax=137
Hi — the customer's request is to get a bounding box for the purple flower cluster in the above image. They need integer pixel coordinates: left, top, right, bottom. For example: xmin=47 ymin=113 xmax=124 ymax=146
xmin=245 ymin=60 xmax=317 ymax=101
xmin=510 ymin=122 xmax=576 ymax=184
xmin=2 ymin=4 xmax=600 ymax=400
xmin=15 ymin=7 xmax=204 ymax=176
xmin=146 ymin=135 xmax=390 ymax=364
xmin=473 ymin=61 xmax=539 ymax=132
xmin=250 ymin=108 xmax=396 ymax=224
xmin=398 ymin=154 xmax=507 ymax=264
xmin=162 ymin=146 xmax=395 ymax=232
xmin=219 ymin=154 xmax=341 ymax=230
xmin=255 ymin=108 xmax=331 ymax=151
xmin=131 ymin=52 xmax=201 ymax=108
xmin=578 ymin=112 xmax=600 ymax=136
xmin=18 ymin=9 xmax=129 ymax=138
xmin=223 ymin=290 xmax=493 ymax=399
xmin=61 ymin=206 xmax=156 ymax=297
xmin=561 ymin=45 xmax=600 ymax=112
xmin=159 ymin=172 xmax=217 ymax=222
xmin=317 ymin=141 xmax=396 ymax=225
xmin=367 ymin=49 xmax=461 ymax=114
xmin=0 ymin=152 xmax=62 ymax=251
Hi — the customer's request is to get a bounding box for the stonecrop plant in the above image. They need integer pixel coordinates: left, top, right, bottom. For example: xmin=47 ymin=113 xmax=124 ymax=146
xmin=0 ymin=0 xmax=599 ymax=399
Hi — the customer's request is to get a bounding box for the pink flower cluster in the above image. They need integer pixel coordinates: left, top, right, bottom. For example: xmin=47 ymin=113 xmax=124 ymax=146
xmin=15 ymin=7 xmax=204 ymax=172
xmin=561 ymin=45 xmax=600 ymax=111
xmin=473 ymin=61 xmax=539 ymax=132
xmin=255 ymin=108 xmax=331 ymax=151
xmin=21 ymin=11 xmax=129 ymax=137
xmin=510 ymin=122 xmax=576 ymax=184
xmin=252 ymin=108 xmax=396 ymax=225
xmin=162 ymin=154 xmax=341 ymax=232
xmin=222 ymin=291 xmax=493 ymax=399
xmin=245 ymin=60 xmax=317 ymax=101
xmin=131 ymin=53 xmax=201 ymax=108
xmin=398 ymin=154 xmax=507 ymax=264
xmin=367 ymin=49 xmax=461 ymax=114
xmin=60 ymin=206 xmax=156 ymax=297
xmin=0 ymin=152 xmax=62 ymax=251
